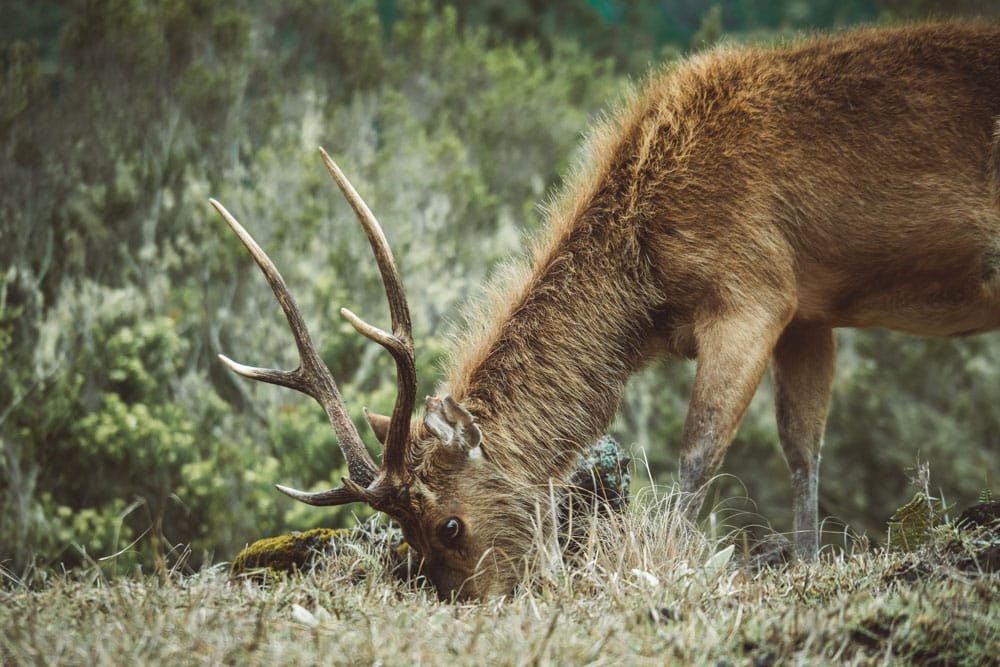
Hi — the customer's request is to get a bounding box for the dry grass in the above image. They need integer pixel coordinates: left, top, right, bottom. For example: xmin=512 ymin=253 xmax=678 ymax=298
xmin=2 ymin=488 xmax=998 ymax=666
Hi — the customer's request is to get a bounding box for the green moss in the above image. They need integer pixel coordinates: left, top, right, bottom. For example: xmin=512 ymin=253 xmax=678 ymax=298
xmin=231 ymin=528 xmax=345 ymax=579
xmin=231 ymin=524 xmax=414 ymax=582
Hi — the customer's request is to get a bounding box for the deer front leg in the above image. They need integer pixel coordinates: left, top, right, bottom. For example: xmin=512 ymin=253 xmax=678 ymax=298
xmin=771 ymin=322 xmax=835 ymax=561
xmin=679 ymin=305 xmax=791 ymax=517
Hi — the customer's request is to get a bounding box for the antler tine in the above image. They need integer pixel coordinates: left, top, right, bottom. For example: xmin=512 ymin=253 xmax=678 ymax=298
xmin=210 ymin=198 xmax=378 ymax=493
xmin=275 ymin=482 xmax=369 ymax=507
xmin=318 ymin=147 xmax=417 ymax=479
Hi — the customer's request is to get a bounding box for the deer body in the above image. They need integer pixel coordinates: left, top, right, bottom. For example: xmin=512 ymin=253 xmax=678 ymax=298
xmin=448 ymin=20 xmax=1000 ymax=569
xmin=216 ymin=22 xmax=1000 ymax=600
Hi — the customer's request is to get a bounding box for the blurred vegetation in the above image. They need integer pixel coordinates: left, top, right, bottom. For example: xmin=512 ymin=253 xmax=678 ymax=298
xmin=1 ymin=0 xmax=998 ymax=575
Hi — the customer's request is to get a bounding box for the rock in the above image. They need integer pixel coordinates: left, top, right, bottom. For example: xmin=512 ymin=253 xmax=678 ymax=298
xmin=231 ymin=524 xmax=412 ymax=581
xmin=882 ymin=498 xmax=1000 ymax=584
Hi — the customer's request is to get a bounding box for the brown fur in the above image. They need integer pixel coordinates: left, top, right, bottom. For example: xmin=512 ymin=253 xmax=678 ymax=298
xmin=374 ymin=22 xmax=1000 ymax=600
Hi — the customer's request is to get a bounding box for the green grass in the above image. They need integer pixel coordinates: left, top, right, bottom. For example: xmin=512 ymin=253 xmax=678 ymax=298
xmin=2 ymin=491 xmax=998 ymax=666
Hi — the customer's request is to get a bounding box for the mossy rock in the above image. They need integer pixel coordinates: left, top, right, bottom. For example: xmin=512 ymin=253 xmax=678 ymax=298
xmin=883 ymin=498 xmax=1000 ymax=583
xmin=231 ymin=528 xmax=344 ymax=580
xmin=232 ymin=525 xmax=413 ymax=581
xmin=949 ymin=500 xmax=1000 ymax=572
xmin=233 ymin=436 xmax=631 ymax=580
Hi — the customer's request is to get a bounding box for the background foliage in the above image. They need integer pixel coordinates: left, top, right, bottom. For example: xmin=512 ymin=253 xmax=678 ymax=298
xmin=1 ymin=0 xmax=998 ymax=575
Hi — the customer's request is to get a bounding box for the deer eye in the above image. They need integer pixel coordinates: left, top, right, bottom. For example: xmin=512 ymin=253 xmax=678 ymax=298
xmin=438 ymin=517 xmax=464 ymax=546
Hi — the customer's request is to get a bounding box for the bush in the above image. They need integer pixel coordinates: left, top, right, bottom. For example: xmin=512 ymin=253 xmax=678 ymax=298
xmin=0 ymin=0 xmax=619 ymax=574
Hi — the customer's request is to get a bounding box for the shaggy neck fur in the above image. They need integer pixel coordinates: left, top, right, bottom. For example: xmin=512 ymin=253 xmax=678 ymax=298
xmin=444 ymin=93 xmax=671 ymax=486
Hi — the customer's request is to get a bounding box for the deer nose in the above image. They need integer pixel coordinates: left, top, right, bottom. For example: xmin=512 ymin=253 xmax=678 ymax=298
xmin=428 ymin=564 xmax=479 ymax=602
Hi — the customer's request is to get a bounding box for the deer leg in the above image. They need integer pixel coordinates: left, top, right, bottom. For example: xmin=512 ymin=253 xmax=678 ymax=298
xmin=679 ymin=306 xmax=791 ymax=517
xmin=771 ymin=322 xmax=835 ymax=561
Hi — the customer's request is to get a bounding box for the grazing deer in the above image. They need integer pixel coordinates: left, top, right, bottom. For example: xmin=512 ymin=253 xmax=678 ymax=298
xmin=213 ymin=22 xmax=1000 ymax=600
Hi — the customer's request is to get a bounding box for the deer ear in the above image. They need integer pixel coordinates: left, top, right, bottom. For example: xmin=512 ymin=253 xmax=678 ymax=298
xmin=363 ymin=408 xmax=391 ymax=445
xmin=423 ymin=396 xmax=482 ymax=453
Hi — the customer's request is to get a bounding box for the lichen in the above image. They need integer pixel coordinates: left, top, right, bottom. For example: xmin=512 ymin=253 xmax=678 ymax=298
xmin=567 ymin=434 xmax=631 ymax=513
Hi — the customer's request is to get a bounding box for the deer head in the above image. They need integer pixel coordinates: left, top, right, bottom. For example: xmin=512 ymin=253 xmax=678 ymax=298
xmin=212 ymin=149 xmax=541 ymax=600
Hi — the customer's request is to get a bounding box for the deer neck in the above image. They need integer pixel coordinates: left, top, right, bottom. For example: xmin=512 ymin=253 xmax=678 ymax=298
xmin=445 ymin=210 xmax=658 ymax=486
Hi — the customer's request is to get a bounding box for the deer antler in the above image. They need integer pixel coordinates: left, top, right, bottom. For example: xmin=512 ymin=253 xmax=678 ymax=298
xmin=211 ymin=148 xmax=416 ymax=506
xmin=318 ymin=147 xmax=416 ymax=481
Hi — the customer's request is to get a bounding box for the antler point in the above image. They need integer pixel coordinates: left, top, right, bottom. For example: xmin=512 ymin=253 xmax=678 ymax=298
xmin=275 ymin=483 xmax=297 ymax=497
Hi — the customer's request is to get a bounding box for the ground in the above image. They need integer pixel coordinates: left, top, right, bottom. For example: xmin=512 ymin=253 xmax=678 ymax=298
xmin=3 ymin=493 xmax=998 ymax=666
